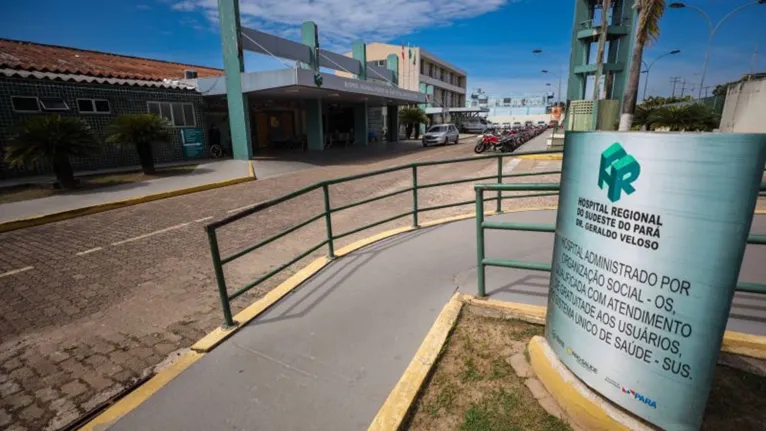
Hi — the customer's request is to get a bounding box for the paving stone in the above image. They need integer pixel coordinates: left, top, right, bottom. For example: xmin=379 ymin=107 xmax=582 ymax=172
xmin=25 ymin=357 xmax=58 ymax=377
xmin=88 ymin=342 xmax=116 ymax=355
xmin=154 ymin=343 xmax=177 ymax=355
xmin=508 ymin=353 xmax=531 ymax=378
xmin=18 ymin=403 xmax=44 ymax=423
xmin=524 ymin=378 xmax=548 ymax=400
xmin=94 ymin=361 xmax=124 ymax=377
xmin=60 ymin=380 xmax=87 ymax=397
xmin=0 ymin=381 xmax=21 ymax=397
xmin=47 ymin=351 xmax=70 ymax=363
xmin=84 ymin=354 xmax=108 ymax=367
xmin=0 ymin=408 xmax=10 ymax=427
xmin=538 ymin=396 xmax=566 ymax=420
xmin=34 ymin=387 xmax=59 ymax=403
xmin=82 ymin=374 xmax=113 ymax=392
xmin=6 ymin=393 xmax=33 ymax=411
xmin=132 ymin=347 xmax=155 ymax=360
xmin=2 ymin=358 xmax=22 ymax=372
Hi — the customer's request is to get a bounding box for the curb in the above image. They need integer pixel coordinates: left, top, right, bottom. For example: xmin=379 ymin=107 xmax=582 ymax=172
xmin=0 ymin=167 xmax=256 ymax=233
xmin=367 ymin=294 xmax=463 ymax=431
xmin=80 ymin=351 xmax=204 ymax=431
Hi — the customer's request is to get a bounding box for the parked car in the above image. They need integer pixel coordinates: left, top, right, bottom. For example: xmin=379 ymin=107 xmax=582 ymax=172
xmin=524 ymin=120 xmax=534 ymax=128
xmin=548 ymin=120 xmax=559 ymax=128
xmin=422 ymin=124 xmax=460 ymax=147
xmin=460 ymin=118 xmax=488 ymax=133
xmin=537 ymin=121 xmax=547 ymax=127
xmin=512 ymin=122 xmax=522 ymax=130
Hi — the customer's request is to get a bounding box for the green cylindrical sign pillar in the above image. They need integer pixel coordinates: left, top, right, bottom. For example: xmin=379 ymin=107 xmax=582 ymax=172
xmin=545 ymin=132 xmax=766 ymax=430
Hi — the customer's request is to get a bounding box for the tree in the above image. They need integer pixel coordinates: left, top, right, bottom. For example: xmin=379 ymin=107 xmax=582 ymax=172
xmin=4 ymin=115 xmax=99 ymax=189
xmin=618 ymin=0 xmax=666 ymax=131
xmin=646 ymin=104 xmax=719 ymax=131
xmin=398 ymin=107 xmax=427 ymax=139
xmin=106 ymin=114 xmax=173 ymax=174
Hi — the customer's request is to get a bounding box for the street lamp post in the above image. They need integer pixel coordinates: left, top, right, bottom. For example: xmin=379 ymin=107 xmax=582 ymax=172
xmin=641 ymin=50 xmax=681 ymax=100
xmin=533 ymin=49 xmax=564 ymax=104
xmin=669 ymin=1 xmax=766 ymax=99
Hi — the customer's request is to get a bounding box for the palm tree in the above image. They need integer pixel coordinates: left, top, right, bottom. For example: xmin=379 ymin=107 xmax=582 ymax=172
xmin=618 ymin=0 xmax=666 ymax=131
xmin=647 ymin=104 xmax=719 ymax=131
xmin=106 ymin=114 xmax=173 ymax=174
xmin=398 ymin=107 xmax=428 ymax=139
xmin=4 ymin=115 xmax=99 ymax=189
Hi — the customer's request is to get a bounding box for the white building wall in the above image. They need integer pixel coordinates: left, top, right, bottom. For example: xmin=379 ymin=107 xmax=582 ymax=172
xmin=719 ymin=78 xmax=766 ymax=132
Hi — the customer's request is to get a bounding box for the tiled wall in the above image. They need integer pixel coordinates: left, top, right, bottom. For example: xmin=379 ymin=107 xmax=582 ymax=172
xmin=0 ymin=77 xmax=207 ymax=179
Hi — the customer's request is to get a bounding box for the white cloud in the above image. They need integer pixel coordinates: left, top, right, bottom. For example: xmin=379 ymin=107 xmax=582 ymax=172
xmin=170 ymin=0 xmax=509 ymax=48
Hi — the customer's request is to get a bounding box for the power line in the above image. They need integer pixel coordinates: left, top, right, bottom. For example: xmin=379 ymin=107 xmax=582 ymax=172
xmin=669 ymin=76 xmax=682 ymax=97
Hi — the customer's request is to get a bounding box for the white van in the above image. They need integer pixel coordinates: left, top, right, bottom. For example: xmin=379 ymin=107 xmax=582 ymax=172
xmin=460 ymin=118 xmax=488 ymax=133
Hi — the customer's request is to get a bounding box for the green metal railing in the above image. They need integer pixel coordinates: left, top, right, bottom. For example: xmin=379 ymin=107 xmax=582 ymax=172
xmin=205 ymin=148 xmax=564 ymax=327
xmin=474 ymin=182 xmax=766 ymax=298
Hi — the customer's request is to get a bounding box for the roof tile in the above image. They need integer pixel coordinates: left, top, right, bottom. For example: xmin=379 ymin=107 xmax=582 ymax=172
xmin=0 ymin=39 xmax=223 ymax=81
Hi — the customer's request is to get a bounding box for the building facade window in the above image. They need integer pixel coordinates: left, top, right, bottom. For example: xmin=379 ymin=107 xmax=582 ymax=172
xmin=11 ymin=96 xmax=40 ymax=112
xmin=77 ymin=98 xmax=111 ymax=114
xmin=147 ymin=101 xmax=196 ymax=127
xmin=39 ymin=97 xmax=69 ymax=111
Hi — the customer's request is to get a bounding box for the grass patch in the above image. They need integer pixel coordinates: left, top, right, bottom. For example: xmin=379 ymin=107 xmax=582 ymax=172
xmin=405 ymin=304 xmax=766 ymax=430
xmin=0 ymin=165 xmax=199 ymax=204
xmin=405 ymin=307 xmax=573 ymax=431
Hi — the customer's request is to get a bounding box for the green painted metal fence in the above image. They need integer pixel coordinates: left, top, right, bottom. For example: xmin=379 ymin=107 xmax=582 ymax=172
xmin=205 ymin=149 xmax=563 ymax=327
xmin=473 ymin=183 xmax=766 ymax=298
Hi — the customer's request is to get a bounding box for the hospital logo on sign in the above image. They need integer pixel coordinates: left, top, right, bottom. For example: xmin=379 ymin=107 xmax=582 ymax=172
xmin=598 ymin=142 xmax=641 ymax=203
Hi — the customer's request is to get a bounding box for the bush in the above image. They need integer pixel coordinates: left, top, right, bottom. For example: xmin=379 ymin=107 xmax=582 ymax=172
xmin=646 ymin=104 xmax=720 ymax=132
xmin=4 ymin=115 xmax=99 ymax=189
xmin=106 ymin=114 xmax=173 ymax=174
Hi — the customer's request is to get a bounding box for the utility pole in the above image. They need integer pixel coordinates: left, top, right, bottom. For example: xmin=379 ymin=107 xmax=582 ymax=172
xmin=592 ymin=0 xmax=612 ymax=100
xmin=670 ymin=76 xmax=682 ymax=97
xmin=679 ymin=79 xmax=688 ymax=97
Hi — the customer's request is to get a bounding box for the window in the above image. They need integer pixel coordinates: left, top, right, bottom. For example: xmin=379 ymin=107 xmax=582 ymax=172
xmin=11 ymin=96 xmax=40 ymax=112
xmin=77 ymin=99 xmax=111 ymax=113
xmin=147 ymin=101 xmax=196 ymax=127
xmin=38 ymin=97 xmax=69 ymax=111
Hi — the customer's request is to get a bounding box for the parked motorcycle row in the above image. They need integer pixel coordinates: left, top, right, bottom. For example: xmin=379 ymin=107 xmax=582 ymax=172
xmin=473 ymin=124 xmax=549 ymax=154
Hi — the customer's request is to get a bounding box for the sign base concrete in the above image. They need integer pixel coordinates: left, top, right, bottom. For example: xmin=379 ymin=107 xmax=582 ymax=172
xmin=527 ymin=336 xmax=658 ymax=431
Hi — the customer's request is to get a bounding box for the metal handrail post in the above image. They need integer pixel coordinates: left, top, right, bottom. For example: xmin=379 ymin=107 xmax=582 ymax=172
xmin=206 ymin=228 xmax=236 ymax=328
xmin=496 ymin=157 xmax=503 ymax=213
xmin=322 ymin=184 xmax=335 ymax=258
xmin=412 ymin=165 xmax=419 ymax=227
xmin=476 ymin=188 xmax=486 ymax=297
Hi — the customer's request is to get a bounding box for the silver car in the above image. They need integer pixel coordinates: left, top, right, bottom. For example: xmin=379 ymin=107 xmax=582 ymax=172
xmin=422 ymin=124 xmax=460 ymax=147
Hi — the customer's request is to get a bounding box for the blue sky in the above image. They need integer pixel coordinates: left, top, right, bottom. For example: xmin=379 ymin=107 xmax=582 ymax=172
xmin=2 ymin=0 xmax=765 ymax=99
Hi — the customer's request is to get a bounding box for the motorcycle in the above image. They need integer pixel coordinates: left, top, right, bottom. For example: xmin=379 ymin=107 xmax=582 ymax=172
xmin=474 ymin=133 xmax=516 ymax=153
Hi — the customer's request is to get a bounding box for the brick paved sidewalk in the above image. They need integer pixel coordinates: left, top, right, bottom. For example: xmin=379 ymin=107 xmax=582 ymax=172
xmin=0 ymin=138 xmax=559 ymax=430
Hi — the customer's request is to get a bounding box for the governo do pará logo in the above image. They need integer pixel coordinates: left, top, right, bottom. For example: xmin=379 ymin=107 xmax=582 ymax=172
xmin=598 ymin=142 xmax=641 ymax=203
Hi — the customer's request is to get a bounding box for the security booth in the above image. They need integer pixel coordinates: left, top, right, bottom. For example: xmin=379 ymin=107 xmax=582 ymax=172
xmin=207 ymin=9 xmax=426 ymax=160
